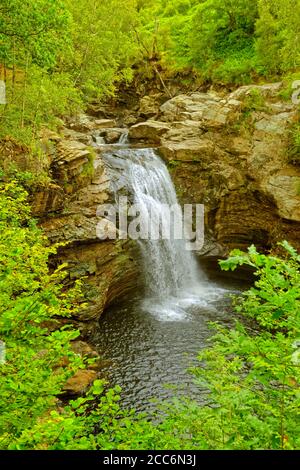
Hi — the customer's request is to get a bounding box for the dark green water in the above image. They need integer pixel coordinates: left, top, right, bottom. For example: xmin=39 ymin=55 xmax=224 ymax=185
xmin=91 ymin=262 xmax=251 ymax=412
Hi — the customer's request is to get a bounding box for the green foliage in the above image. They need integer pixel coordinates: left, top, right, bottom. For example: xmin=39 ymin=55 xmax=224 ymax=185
xmin=63 ymin=0 xmax=137 ymax=101
xmin=287 ymin=121 xmax=300 ymax=165
xmin=0 ymin=179 xmax=85 ymax=447
xmin=256 ymin=0 xmax=300 ymax=75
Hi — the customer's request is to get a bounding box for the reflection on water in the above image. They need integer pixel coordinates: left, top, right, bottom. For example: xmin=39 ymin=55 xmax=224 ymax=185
xmin=92 ymin=273 xmax=249 ymax=412
xmin=91 ymin=145 xmax=252 ymax=412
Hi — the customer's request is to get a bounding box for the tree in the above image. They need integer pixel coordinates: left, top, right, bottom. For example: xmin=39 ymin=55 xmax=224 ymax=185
xmin=63 ymin=0 xmax=138 ymax=101
xmin=190 ymin=0 xmax=258 ymax=78
xmin=256 ymin=0 xmax=300 ymax=74
xmin=0 ymin=0 xmax=70 ymax=69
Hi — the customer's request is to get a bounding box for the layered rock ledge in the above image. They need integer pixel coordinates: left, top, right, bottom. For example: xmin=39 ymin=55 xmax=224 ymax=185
xmin=129 ymin=83 xmax=300 ymax=254
xmin=30 ymin=122 xmax=139 ymax=322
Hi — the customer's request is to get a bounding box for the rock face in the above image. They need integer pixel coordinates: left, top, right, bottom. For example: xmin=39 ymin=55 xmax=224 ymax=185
xmin=128 ymin=83 xmax=300 ymax=253
xmin=31 ymin=119 xmax=139 ymax=322
xmin=6 ymin=84 xmax=299 ymax=323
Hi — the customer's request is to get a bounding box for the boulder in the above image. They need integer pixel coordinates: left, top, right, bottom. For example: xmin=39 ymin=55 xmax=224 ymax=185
xmin=104 ymin=129 xmax=123 ymax=143
xmin=68 ymin=113 xmax=95 ymax=133
xmin=94 ymin=118 xmax=117 ymax=129
xmin=160 ymin=93 xmax=241 ymax=127
xmin=71 ymin=340 xmax=99 ymax=359
xmin=228 ymin=82 xmax=283 ymax=101
xmin=39 ymin=146 xmax=139 ymax=321
xmin=62 ymin=127 xmax=92 ymax=145
xmin=129 ymin=120 xmax=170 ymax=143
xmin=31 ymin=184 xmax=65 ymax=217
xmin=63 ymin=369 xmax=97 ymax=395
xmin=139 ymin=95 xmax=160 ymax=118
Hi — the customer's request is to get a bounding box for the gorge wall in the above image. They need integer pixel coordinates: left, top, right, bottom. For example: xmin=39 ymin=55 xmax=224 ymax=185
xmin=3 ymin=81 xmax=298 ymax=322
xmin=129 ymin=82 xmax=300 ymax=256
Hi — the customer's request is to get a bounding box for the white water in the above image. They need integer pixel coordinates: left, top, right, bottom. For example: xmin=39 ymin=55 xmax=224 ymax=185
xmin=118 ymin=130 xmax=129 ymax=145
xmin=124 ymin=148 xmax=225 ymax=320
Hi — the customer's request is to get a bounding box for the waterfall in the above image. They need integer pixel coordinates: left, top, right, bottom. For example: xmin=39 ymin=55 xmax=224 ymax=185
xmin=127 ymin=149 xmax=200 ymax=294
xmin=102 ymin=146 xmax=222 ymax=320
xmin=125 ymin=148 xmax=209 ymax=319
xmin=118 ymin=130 xmax=129 ymax=145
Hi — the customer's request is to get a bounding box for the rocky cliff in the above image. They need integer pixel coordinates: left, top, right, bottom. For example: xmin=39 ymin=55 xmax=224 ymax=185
xmin=4 ymin=81 xmax=298 ymax=321
xmin=30 ymin=123 xmax=140 ymax=323
xmin=129 ymin=82 xmax=300 ymax=255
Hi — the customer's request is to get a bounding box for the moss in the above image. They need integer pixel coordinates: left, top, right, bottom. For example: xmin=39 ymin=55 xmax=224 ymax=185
xmin=167 ymin=159 xmax=180 ymax=169
xmin=287 ymin=121 xmax=300 ymax=166
xmin=278 ymin=72 xmax=300 ymax=102
xmin=81 ymin=147 xmax=96 ymax=177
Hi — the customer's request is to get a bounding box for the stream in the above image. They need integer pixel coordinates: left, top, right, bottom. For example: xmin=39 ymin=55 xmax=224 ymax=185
xmin=91 ymin=141 xmax=251 ymax=412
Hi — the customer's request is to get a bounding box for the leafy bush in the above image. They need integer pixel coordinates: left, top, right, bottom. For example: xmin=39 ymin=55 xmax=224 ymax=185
xmin=256 ymin=0 xmax=300 ymax=75
xmin=1 ymin=181 xmax=299 ymax=450
xmin=0 ymin=179 xmax=83 ymax=447
xmin=0 ymin=178 xmax=152 ymax=450
xmin=150 ymin=242 xmax=300 ymax=450
xmin=100 ymin=242 xmax=300 ymax=450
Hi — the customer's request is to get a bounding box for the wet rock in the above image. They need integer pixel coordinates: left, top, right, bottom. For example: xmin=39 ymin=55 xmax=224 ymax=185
xmin=71 ymin=340 xmax=99 ymax=359
xmin=63 ymin=369 xmax=97 ymax=395
xmin=104 ymin=129 xmax=123 ymax=143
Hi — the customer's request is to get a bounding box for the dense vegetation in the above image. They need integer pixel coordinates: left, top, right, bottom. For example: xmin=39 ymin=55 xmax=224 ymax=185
xmin=1 ymin=0 xmax=300 ymax=143
xmin=0 ymin=180 xmax=299 ymax=449
xmin=0 ymin=0 xmax=300 ymax=451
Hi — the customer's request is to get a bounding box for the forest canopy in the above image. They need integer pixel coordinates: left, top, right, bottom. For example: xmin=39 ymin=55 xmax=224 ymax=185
xmin=1 ymin=0 xmax=300 ymax=144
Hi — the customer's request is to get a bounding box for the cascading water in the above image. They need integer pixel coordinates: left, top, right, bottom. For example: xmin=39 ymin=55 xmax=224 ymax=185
xmin=95 ymin=145 xmax=244 ymax=410
xmin=105 ymin=147 xmax=218 ymax=320
xmin=128 ymin=149 xmax=201 ymax=295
